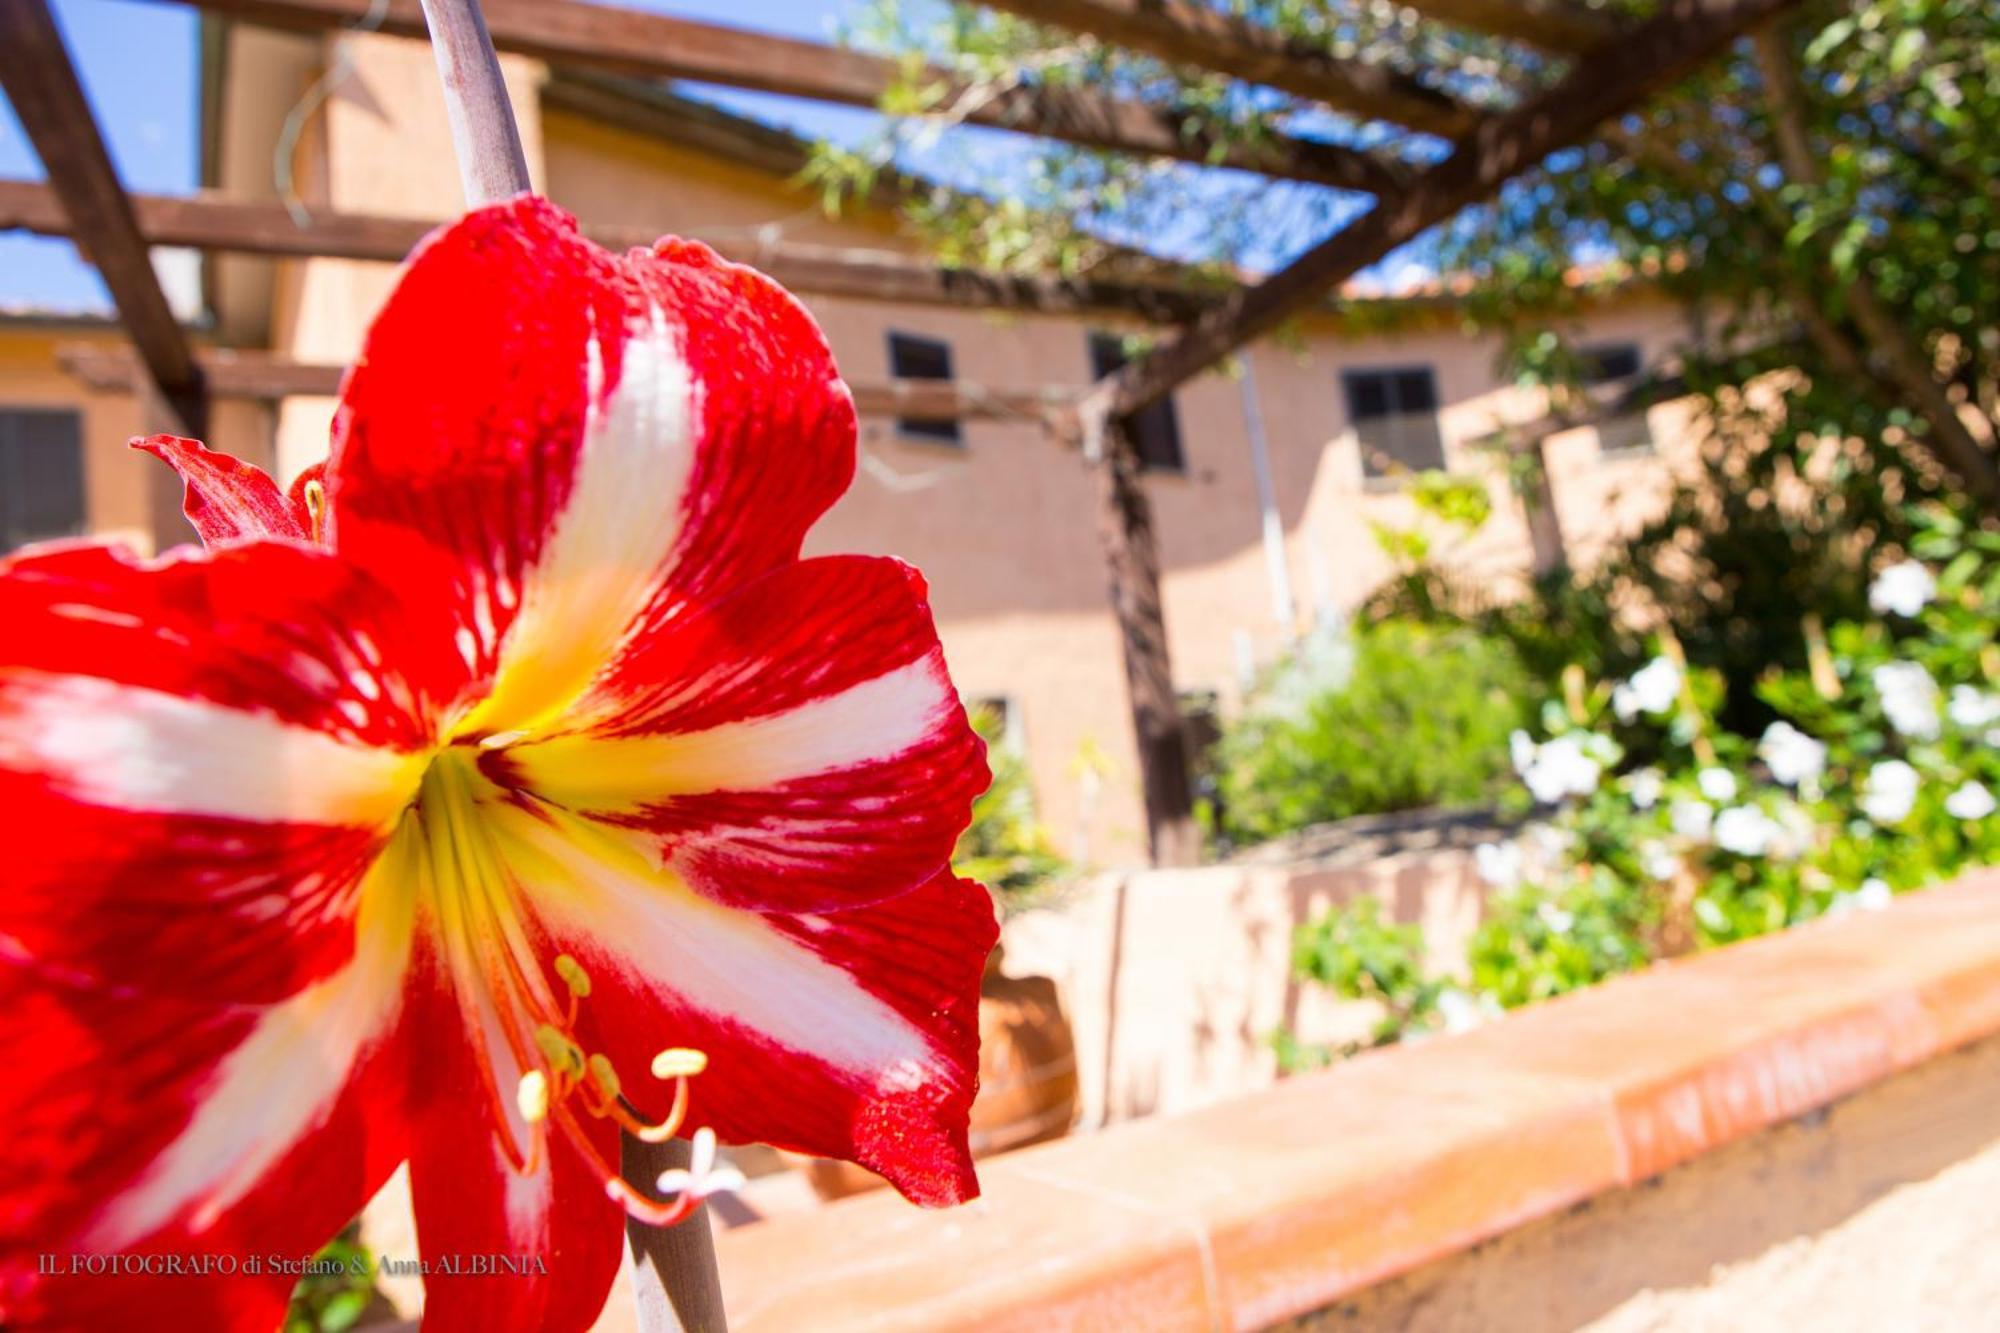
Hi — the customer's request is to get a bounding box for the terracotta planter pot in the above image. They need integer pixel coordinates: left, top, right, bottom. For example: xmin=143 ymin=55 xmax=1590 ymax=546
xmin=799 ymin=946 xmax=1080 ymax=1202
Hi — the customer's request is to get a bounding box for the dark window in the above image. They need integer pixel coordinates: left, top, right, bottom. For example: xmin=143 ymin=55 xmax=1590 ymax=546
xmin=887 ymin=332 xmax=961 ymax=445
xmin=1579 ymin=342 xmax=1643 ymax=384
xmin=0 ymin=409 xmax=85 ymax=554
xmin=1088 ymin=332 xmax=1185 ymax=473
xmin=1341 ymin=366 xmax=1445 ymax=477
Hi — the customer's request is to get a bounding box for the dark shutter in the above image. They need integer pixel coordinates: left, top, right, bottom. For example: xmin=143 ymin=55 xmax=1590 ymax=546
xmin=1087 ymin=333 xmax=1185 ymax=473
xmin=0 ymin=410 xmax=85 ymax=553
xmin=887 ymin=332 xmax=962 ymax=445
xmin=1341 ymin=367 xmax=1446 ymax=477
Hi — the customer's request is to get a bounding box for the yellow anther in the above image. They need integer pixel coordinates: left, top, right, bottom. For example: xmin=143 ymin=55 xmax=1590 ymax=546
xmin=587 ymin=1053 xmax=621 ymax=1100
xmin=516 ymin=1071 xmax=549 ymax=1124
xmin=554 ymin=954 xmax=593 ymax=998
xmin=534 ymin=1024 xmax=585 ymax=1078
xmin=651 ymin=1048 xmax=708 ymax=1080
xmin=302 ymin=478 xmax=327 ymax=544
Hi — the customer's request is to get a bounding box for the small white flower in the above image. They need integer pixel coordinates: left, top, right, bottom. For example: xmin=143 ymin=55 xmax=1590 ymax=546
xmin=1625 ymin=767 xmax=1664 ymax=810
xmin=1830 ymin=878 xmax=1895 ymax=917
xmin=1868 ymin=559 xmax=1935 ymax=618
xmin=1435 ymin=988 xmax=1491 ymax=1034
xmin=1696 ymin=767 xmax=1739 ymax=803
xmin=1612 ymin=655 xmax=1683 ymax=722
xmin=1474 ymin=840 xmax=1524 ymax=888
xmin=1510 ymin=728 xmax=1538 ymax=776
xmin=1640 ymin=842 xmax=1682 ymax=882
xmin=1520 ymin=733 xmax=1602 ymax=804
xmin=1873 ymin=661 xmax=1941 ymax=740
xmin=1528 ymin=823 xmax=1573 ymax=861
xmin=1713 ymin=805 xmax=1781 ymax=856
xmin=1758 ymin=721 xmax=1827 ymax=788
xmin=1944 ymin=780 xmax=1996 ymax=822
xmin=1537 ymin=902 xmax=1576 ymax=934
xmin=1948 ymin=685 xmax=2000 ymax=731
xmin=1670 ymin=797 xmax=1714 ymax=841
xmin=1771 ymin=801 xmax=1819 ymax=859
xmin=1860 ymin=759 xmax=1921 ymax=824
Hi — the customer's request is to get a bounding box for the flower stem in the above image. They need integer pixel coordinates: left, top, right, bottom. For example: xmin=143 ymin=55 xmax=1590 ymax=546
xmin=622 ymin=1132 xmax=730 ymax=1332
xmin=416 ymin=0 xmax=530 ymax=207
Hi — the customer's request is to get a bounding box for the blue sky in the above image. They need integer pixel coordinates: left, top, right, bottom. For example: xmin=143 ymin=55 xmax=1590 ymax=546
xmin=0 ymin=0 xmax=1407 ymax=315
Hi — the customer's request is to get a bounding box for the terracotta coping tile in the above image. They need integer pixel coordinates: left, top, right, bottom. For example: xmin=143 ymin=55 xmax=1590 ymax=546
xmin=716 ymin=870 xmax=2000 ymax=1331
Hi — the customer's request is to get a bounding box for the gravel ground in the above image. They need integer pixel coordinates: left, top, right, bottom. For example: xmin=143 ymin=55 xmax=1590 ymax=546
xmin=1586 ymin=1135 xmax=2000 ymax=1333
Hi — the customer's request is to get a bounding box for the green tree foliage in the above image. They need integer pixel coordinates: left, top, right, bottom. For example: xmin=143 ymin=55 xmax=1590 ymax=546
xmin=816 ymin=2 xmax=2000 ymax=678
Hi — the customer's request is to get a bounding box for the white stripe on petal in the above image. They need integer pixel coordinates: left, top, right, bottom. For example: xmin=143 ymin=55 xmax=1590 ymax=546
xmin=457 ymin=305 xmax=698 ymax=738
xmin=498 ymin=807 xmax=939 ymax=1088
xmin=81 ymin=852 xmax=416 ymax=1248
xmin=0 ymin=670 xmax=424 ymax=826
xmin=510 ymin=656 xmax=952 ymax=811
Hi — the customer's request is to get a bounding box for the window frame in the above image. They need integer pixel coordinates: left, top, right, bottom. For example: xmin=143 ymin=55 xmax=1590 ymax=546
xmin=1340 ymin=364 xmax=1447 ymax=481
xmin=885 ymin=330 xmax=964 ymax=447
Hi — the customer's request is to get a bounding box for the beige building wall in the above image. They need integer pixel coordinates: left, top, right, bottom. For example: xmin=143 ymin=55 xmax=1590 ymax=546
xmin=0 ymin=323 xmax=273 ymax=555
xmin=24 ymin=29 xmax=1703 ymax=865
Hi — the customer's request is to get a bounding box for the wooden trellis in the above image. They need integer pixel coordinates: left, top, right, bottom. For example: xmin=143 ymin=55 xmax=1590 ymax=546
xmin=1 ymin=0 xmax=1804 ymax=866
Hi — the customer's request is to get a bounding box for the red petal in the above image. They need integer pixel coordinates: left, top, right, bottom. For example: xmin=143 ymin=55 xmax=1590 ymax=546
xmin=133 ymin=435 xmax=315 ymax=547
xmin=503 ymin=556 xmax=988 ymax=913
xmin=326 ymin=196 xmax=854 ymax=737
xmin=492 ymin=803 xmax=994 ymax=1208
xmin=403 ymin=955 xmax=624 ymax=1333
xmin=0 ymin=542 xmax=462 ymax=1000
xmin=0 ymin=945 xmax=411 ymax=1330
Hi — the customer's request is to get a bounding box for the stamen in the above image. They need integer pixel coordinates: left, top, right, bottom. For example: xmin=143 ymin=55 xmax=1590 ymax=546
xmin=517 ymin=1071 xmax=549 ymax=1124
xmin=555 ymin=954 xmax=592 ymax=998
xmin=587 ymin=1053 xmax=621 ymax=1100
xmin=651 ymin=1048 xmax=708 ymax=1079
xmin=533 ymin=1023 xmax=585 ymax=1080
xmin=302 ymin=478 xmax=327 ymax=544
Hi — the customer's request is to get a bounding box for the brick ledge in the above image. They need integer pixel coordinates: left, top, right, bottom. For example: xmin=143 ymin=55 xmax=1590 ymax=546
xmin=715 ymin=869 xmax=2000 ymax=1331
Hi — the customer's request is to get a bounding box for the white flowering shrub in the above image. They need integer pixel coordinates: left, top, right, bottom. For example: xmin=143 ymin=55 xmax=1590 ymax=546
xmin=1290 ymin=509 xmax=1999 ymax=1034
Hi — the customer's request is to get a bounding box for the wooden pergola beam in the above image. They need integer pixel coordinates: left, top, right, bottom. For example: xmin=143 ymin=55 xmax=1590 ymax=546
xmin=56 ymin=344 xmax=1079 ymax=431
xmin=0 ymin=178 xmax=1212 ymax=322
xmin=1097 ymin=0 xmax=1807 ymax=420
xmin=1397 ymin=0 xmax=1620 ymax=55
xmin=169 ymin=0 xmax=1410 ymax=196
xmin=0 ymin=1 xmax=206 ymax=436
xmin=974 ymin=0 xmax=1476 ymax=137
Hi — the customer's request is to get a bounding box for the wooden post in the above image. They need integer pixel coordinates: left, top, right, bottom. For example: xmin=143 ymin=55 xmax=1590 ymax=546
xmin=0 ymin=0 xmax=208 ymax=442
xmin=413 ymin=4 xmax=725 ymax=1329
xmin=1082 ymin=408 xmax=1199 ymax=867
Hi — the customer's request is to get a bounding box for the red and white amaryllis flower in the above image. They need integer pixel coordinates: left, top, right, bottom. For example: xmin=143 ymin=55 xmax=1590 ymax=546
xmin=0 ymin=197 xmax=995 ymax=1332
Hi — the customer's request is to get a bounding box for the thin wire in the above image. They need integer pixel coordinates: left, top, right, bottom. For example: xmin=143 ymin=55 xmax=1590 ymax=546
xmin=271 ymin=0 xmax=392 ymax=227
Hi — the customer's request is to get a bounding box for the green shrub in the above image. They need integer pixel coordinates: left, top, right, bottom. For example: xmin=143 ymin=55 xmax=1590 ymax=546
xmin=953 ymin=706 xmax=1066 ymax=911
xmin=1210 ymin=621 xmax=1535 ymax=845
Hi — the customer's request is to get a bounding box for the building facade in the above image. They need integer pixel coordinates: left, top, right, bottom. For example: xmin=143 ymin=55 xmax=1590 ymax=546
xmin=0 ymin=24 xmax=1705 ymax=864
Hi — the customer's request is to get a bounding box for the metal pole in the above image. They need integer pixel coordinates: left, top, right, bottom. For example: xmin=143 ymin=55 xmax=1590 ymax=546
xmin=1235 ymin=354 xmax=1296 ymax=631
